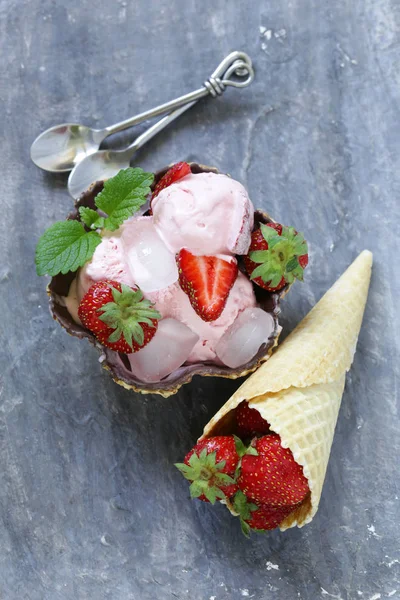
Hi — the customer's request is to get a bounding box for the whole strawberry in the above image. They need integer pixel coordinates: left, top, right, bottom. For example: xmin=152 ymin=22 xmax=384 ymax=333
xmin=232 ymin=491 xmax=295 ymax=535
xmin=177 ymin=249 xmax=238 ymax=321
xmin=151 ymin=162 xmax=191 ymax=202
xmin=236 ymin=400 xmax=271 ymax=438
xmin=175 ymin=436 xmax=253 ymax=504
xmin=245 ymin=503 xmax=295 ymax=532
xmin=175 ymin=436 xmax=239 ymax=503
xmin=238 ymin=434 xmax=310 ymax=507
xmin=78 ymin=280 xmax=161 ymax=353
xmin=244 ymin=223 xmax=308 ymax=292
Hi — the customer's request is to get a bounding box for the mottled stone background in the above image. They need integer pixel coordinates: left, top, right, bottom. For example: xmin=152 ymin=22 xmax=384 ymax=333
xmin=0 ymin=0 xmax=399 ymax=598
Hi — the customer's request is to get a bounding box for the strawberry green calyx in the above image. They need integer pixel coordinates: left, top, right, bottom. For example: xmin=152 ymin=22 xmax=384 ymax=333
xmin=250 ymin=224 xmax=308 ymax=288
xmin=232 ymin=490 xmax=259 ymax=537
xmin=234 ymin=435 xmax=258 ymax=458
xmin=175 ymin=449 xmax=236 ymax=505
xmin=233 ymin=435 xmax=258 ymax=480
xmin=98 ymin=283 xmax=161 ymax=349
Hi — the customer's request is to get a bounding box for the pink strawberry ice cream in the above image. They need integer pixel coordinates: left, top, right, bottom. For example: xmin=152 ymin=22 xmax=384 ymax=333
xmin=63 ymin=169 xmax=271 ymax=380
xmin=146 ymin=271 xmax=256 ymax=363
xmin=152 ymin=172 xmax=254 ymax=255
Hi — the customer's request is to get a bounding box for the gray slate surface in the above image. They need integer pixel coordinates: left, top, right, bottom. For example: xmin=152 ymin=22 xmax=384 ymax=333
xmin=0 ymin=0 xmax=399 ymax=598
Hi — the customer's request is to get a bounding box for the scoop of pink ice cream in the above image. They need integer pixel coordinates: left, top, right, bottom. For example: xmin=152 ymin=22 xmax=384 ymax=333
xmin=85 ymin=231 xmax=132 ymax=287
xmin=146 ymin=271 xmax=257 ymax=363
xmin=63 ymin=171 xmax=258 ymax=371
xmin=152 ymin=172 xmax=254 ymax=255
xmin=64 ymin=232 xmax=133 ymax=323
xmin=67 ymin=215 xmax=179 ymax=314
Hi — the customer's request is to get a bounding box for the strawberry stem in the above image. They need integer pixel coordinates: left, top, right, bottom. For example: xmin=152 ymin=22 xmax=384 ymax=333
xmin=175 ymin=448 xmax=236 ymax=505
xmin=250 ymin=224 xmax=308 ymax=287
xmin=97 ymin=283 xmax=161 ymax=349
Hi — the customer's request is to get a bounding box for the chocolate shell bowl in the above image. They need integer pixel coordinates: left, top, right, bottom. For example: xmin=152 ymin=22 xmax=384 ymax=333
xmin=48 ymin=163 xmax=291 ymax=397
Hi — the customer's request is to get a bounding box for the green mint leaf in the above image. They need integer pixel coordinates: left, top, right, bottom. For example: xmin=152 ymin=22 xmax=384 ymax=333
xmin=95 ymin=167 xmax=154 ymax=232
xmin=79 ymin=207 xmax=105 ymax=230
xmin=35 ymin=221 xmax=101 ymax=276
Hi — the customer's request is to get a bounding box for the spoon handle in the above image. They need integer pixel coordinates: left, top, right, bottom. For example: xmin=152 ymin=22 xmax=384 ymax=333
xmin=120 ymin=102 xmax=198 ymax=158
xmin=102 ymin=51 xmax=254 ymax=138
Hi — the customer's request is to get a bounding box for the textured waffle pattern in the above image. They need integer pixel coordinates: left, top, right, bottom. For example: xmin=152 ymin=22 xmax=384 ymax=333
xmin=228 ymin=250 xmax=372 ymax=397
xmin=250 ymin=377 xmax=345 ymax=528
xmin=202 ymin=251 xmax=372 ymax=528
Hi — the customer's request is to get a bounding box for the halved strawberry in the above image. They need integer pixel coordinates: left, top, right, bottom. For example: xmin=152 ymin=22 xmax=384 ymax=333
xmin=151 ymin=162 xmax=191 ymax=203
xmin=244 ymin=223 xmax=308 ymax=292
xmin=176 ymin=249 xmax=238 ymax=322
xmin=237 ymin=434 xmax=310 ymax=507
xmin=78 ymin=280 xmax=161 ymax=353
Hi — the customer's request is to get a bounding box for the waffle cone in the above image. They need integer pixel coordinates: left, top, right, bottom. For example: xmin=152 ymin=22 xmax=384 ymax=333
xmin=201 ymin=250 xmax=373 ymax=529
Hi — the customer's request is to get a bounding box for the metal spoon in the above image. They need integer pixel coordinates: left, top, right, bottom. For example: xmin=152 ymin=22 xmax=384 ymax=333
xmin=31 ymin=51 xmax=253 ymax=174
xmin=67 ymin=53 xmax=254 ymax=199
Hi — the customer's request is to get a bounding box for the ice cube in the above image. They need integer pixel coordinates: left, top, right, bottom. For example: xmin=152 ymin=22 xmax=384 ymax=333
xmin=127 ymin=318 xmax=200 ymax=383
xmin=215 ymin=308 xmax=275 ymax=369
xmin=122 ymin=217 xmax=179 ymax=293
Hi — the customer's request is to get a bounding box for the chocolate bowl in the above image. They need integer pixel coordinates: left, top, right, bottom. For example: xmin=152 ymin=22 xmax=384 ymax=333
xmin=48 ymin=163 xmax=291 ymax=397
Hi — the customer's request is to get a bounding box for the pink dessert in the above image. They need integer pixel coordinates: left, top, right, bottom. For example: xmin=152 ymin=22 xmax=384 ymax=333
xmin=62 ymin=166 xmax=276 ymax=382
xmin=152 ymin=172 xmax=254 ymax=255
xmin=37 ymin=162 xmax=308 ymax=393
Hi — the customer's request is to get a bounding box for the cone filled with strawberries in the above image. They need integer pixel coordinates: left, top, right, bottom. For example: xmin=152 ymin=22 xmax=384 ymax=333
xmin=176 ymin=250 xmax=372 ymax=533
xmin=37 ymin=162 xmax=309 ymax=396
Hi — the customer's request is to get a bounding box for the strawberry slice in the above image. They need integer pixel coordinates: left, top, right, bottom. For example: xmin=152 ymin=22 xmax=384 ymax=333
xmin=151 ymin=162 xmax=191 ymax=203
xmin=176 ymin=249 xmax=238 ymax=322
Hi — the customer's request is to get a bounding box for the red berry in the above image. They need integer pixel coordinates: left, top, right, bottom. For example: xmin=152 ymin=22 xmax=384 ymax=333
xmin=299 ymin=254 xmax=309 ymax=269
xmin=151 ymin=162 xmax=191 ymax=202
xmin=238 ymin=434 xmax=310 ymax=507
xmin=244 ymin=222 xmax=308 ymax=292
xmin=245 ymin=503 xmax=295 ymax=531
xmin=176 ymin=436 xmax=240 ymax=503
xmin=236 ymin=401 xmax=271 ymax=438
xmin=78 ymin=280 xmax=161 ymax=354
xmin=177 ymin=249 xmax=238 ymax=322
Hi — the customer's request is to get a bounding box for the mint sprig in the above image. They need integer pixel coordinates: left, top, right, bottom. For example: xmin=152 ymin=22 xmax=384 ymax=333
xmin=35 ymin=221 xmax=102 ymax=276
xmin=79 ymin=207 xmax=105 ymax=230
xmin=95 ymin=168 xmax=154 ymax=231
xmin=35 ymin=167 xmax=154 ymax=277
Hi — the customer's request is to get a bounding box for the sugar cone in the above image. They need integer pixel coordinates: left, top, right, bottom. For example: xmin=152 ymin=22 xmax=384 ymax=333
xmin=201 ymin=250 xmax=373 ymax=530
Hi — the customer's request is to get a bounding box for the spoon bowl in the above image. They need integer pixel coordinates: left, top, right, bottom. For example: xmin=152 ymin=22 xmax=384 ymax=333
xmin=31 ymin=51 xmax=254 ymax=175
xmin=67 ymin=149 xmax=130 ymax=199
xmin=67 ymin=51 xmax=254 ymax=198
xmin=30 ymin=124 xmax=104 ymax=173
